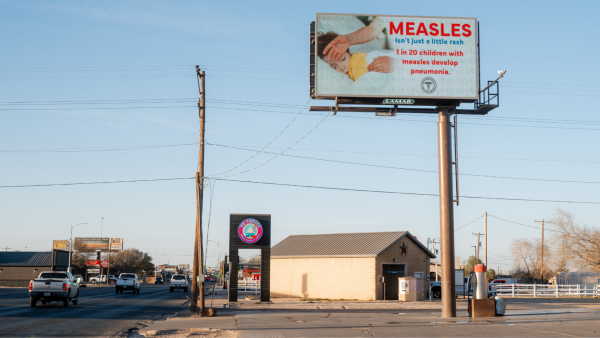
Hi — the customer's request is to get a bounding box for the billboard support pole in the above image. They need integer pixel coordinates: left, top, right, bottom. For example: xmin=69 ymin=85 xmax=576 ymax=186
xmin=438 ymin=107 xmax=456 ymax=318
xmin=191 ymin=67 xmax=206 ymax=312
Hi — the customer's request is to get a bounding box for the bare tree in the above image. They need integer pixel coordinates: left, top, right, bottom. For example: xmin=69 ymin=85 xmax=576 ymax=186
xmin=71 ymin=242 xmax=95 ymax=270
xmin=510 ymin=237 xmax=552 ymax=280
xmin=552 ymin=208 xmax=600 ymax=272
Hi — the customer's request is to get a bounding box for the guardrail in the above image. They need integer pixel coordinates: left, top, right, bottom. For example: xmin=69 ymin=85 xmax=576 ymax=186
xmin=494 ymin=284 xmax=599 ymax=298
xmin=238 ymin=280 xmax=260 ymax=295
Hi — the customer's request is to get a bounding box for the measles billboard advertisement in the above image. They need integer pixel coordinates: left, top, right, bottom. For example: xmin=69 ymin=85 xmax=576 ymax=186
xmin=314 ymin=13 xmax=478 ymax=100
xmin=75 ymin=238 xmax=123 ymax=252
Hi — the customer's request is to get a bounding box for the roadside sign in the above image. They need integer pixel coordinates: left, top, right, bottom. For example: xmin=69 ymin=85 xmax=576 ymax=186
xmin=383 ymin=99 xmax=415 ymax=104
xmin=87 ymin=268 xmax=100 ymax=273
xmin=95 ymin=249 xmax=102 ymax=252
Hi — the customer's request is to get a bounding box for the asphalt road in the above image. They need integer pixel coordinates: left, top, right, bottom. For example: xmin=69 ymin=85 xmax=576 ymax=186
xmin=0 ymin=283 xmax=194 ymax=337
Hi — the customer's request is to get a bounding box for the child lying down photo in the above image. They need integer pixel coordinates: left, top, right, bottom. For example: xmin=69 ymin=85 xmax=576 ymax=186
xmin=317 ymin=32 xmax=398 ymax=81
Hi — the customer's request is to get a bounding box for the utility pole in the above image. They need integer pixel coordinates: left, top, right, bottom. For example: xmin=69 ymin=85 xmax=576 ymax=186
xmin=484 ymin=212 xmax=487 ymax=267
xmin=472 ymin=232 xmax=483 ymax=263
xmin=191 ymin=66 xmax=206 ymax=313
xmin=3 ymin=246 xmax=10 ymax=252
xmin=429 ymin=239 xmax=440 ymax=281
xmin=437 ymin=107 xmax=456 ymax=318
xmin=535 ymin=219 xmax=552 ymax=282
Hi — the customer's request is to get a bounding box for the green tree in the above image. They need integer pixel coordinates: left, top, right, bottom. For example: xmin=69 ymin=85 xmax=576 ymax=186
xmin=487 ymin=268 xmax=497 ymax=282
xmin=465 ymin=255 xmax=482 ymax=274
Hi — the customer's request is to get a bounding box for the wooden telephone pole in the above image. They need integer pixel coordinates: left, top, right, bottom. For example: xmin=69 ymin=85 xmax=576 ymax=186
xmin=535 ymin=219 xmax=552 ymax=282
xmin=191 ymin=66 xmax=206 ymax=312
xmin=472 ymin=232 xmax=483 ymax=262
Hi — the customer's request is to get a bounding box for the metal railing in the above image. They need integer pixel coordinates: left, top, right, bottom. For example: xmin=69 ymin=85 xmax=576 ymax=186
xmin=494 ymin=284 xmax=599 ymax=298
xmin=238 ymin=280 xmax=260 ymax=295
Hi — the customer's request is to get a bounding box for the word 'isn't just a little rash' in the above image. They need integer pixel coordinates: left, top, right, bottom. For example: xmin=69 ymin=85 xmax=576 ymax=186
xmin=389 ymin=22 xmax=472 ymax=37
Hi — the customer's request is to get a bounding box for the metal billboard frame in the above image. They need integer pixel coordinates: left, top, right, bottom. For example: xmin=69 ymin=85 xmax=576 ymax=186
xmin=312 ymin=13 xmax=479 ymax=102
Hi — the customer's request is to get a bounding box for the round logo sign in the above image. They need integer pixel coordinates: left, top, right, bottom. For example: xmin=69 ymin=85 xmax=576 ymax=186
xmin=421 ymin=77 xmax=437 ymax=94
xmin=238 ymin=218 xmax=263 ymax=244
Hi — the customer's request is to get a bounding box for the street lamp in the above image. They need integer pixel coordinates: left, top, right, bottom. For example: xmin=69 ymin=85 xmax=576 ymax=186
xmin=68 ymin=223 xmax=88 ymax=273
xmin=208 ymin=240 xmax=219 ymax=270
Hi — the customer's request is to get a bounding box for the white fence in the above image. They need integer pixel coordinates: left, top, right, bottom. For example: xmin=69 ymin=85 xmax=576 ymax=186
xmin=238 ymin=280 xmax=260 ymax=294
xmin=494 ymin=284 xmax=599 ymax=298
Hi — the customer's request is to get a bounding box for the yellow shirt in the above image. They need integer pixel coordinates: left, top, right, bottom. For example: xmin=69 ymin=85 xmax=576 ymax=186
xmin=348 ymin=52 xmax=368 ymax=81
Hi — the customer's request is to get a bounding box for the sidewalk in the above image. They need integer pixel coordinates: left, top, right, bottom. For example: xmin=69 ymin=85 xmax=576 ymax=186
xmin=137 ymin=297 xmax=600 ymax=337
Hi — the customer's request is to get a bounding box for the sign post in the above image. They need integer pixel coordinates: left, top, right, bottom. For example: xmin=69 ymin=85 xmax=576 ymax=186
xmin=309 ymin=13 xmax=502 ymax=318
xmin=439 ymin=107 xmax=456 ymax=317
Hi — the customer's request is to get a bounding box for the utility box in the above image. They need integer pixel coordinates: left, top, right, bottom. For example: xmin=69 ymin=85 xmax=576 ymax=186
xmin=398 ymin=277 xmax=424 ymax=302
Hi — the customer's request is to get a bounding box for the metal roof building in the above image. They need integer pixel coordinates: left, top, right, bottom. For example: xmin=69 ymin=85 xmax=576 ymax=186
xmin=270 ymin=231 xmax=434 ymax=301
xmin=0 ymin=250 xmax=69 ymax=286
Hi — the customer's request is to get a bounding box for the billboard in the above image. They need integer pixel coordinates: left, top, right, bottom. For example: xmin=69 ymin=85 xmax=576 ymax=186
xmin=74 ymin=238 xmax=123 ymax=252
xmin=314 ymin=13 xmax=478 ymax=100
xmin=53 ymin=240 xmax=68 ymax=250
xmin=87 ymin=260 xmax=108 ymax=268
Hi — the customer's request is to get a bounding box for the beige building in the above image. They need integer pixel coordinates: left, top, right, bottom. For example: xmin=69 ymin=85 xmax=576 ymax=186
xmin=271 ymin=231 xmax=435 ymax=301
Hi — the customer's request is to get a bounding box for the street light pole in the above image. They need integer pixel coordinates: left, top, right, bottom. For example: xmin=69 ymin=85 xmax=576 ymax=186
xmin=68 ymin=223 xmax=88 ymax=273
xmin=208 ymin=240 xmax=219 ymax=270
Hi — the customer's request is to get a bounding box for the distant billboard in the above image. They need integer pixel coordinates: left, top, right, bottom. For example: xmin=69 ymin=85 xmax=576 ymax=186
xmin=75 ymin=238 xmax=123 ymax=252
xmin=314 ymin=13 xmax=478 ymax=100
xmin=53 ymin=240 xmax=68 ymax=250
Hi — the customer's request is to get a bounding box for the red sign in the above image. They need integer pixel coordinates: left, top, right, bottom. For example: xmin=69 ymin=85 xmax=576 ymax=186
xmin=87 ymin=260 xmax=100 ymax=266
xmin=100 ymin=260 xmax=109 ymax=269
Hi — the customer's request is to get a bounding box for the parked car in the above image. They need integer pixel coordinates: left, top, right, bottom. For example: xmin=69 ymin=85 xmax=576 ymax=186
xmin=430 ymin=277 xmax=496 ymax=298
xmin=155 ymin=276 xmax=164 ymax=284
xmin=116 ymin=273 xmax=140 ymax=294
xmin=29 ymin=271 xmax=79 ymax=307
xmin=73 ymin=275 xmax=84 ymax=285
xmin=89 ymin=275 xmax=116 ymax=284
xmin=170 ymin=274 xmax=189 ymax=292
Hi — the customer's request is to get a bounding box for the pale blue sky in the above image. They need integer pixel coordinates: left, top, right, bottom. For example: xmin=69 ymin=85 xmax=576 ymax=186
xmin=1 ymin=0 xmax=599 ymax=272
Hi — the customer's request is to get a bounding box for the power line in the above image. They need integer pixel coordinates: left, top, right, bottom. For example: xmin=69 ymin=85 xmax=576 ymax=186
xmin=0 ymin=143 xmax=197 ymax=153
xmin=2 ymin=176 xmax=600 ymax=205
xmin=488 ymin=215 xmax=558 ymax=232
xmin=11 ymin=230 xmax=71 ymax=249
xmin=210 ymin=110 xmax=331 ymax=179
xmin=454 ymin=216 xmax=484 ymax=232
xmin=210 ymin=143 xmax=600 ymax=184
xmin=207 ymin=99 xmax=312 ymax=178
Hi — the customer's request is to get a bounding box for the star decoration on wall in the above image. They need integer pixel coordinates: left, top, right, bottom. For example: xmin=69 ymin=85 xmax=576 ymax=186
xmin=400 ymin=241 xmax=408 ymax=255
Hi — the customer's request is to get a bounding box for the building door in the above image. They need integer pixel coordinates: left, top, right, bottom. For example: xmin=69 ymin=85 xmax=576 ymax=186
xmin=382 ymin=264 xmax=405 ymax=300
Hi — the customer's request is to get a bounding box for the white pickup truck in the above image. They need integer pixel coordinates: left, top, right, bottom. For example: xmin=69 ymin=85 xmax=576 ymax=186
xmin=89 ymin=275 xmax=116 ymax=283
xmin=29 ymin=271 xmax=79 ymax=307
xmin=169 ymin=274 xmax=188 ymax=292
xmin=115 ymin=273 xmax=140 ymax=294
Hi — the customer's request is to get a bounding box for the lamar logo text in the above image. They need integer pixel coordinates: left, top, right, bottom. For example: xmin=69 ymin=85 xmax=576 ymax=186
xmin=383 ymin=99 xmax=415 ymax=105
xmin=421 ymin=77 xmax=437 ymax=94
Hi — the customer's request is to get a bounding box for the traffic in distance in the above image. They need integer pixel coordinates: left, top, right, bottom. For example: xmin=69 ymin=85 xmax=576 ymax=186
xmin=24 ymin=270 xmax=207 ymax=307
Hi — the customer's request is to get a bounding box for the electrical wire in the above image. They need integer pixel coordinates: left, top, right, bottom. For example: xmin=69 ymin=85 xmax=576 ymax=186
xmin=454 ymin=216 xmax=484 ymax=232
xmin=488 ymin=215 xmax=558 ymax=232
xmin=206 ymin=99 xmax=312 ymax=178
xmin=203 ymin=178 xmax=216 ymax=269
xmin=487 ymin=220 xmax=541 ymax=233
xmin=208 ymin=111 xmax=331 ymax=179
xmin=0 ymin=143 xmax=197 ymax=153
xmin=210 ymin=143 xmax=600 ymax=184
xmin=11 ymin=230 xmax=71 ymax=249
xmin=2 ymin=177 xmax=600 ymax=205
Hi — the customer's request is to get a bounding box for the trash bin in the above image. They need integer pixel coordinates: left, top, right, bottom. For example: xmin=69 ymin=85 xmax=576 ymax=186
xmin=495 ymin=296 xmax=507 ymax=316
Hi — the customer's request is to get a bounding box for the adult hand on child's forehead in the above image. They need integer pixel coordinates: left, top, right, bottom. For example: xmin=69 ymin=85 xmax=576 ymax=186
xmin=324 ymin=35 xmax=350 ymax=61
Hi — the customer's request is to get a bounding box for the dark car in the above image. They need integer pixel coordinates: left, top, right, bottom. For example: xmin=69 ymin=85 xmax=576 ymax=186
xmin=155 ymin=277 xmax=164 ymax=284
